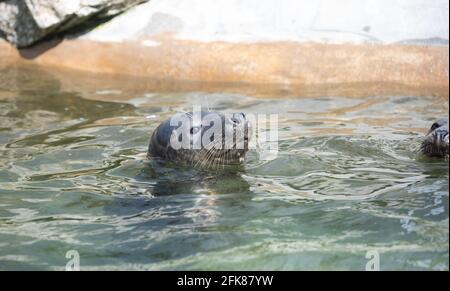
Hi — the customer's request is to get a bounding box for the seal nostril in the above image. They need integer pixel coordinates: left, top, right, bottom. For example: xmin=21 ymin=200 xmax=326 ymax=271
xmin=231 ymin=117 xmax=240 ymax=124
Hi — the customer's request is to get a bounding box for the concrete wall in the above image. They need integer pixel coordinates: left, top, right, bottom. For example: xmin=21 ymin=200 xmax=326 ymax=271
xmin=1 ymin=0 xmax=448 ymax=98
xmin=84 ymin=0 xmax=449 ymax=44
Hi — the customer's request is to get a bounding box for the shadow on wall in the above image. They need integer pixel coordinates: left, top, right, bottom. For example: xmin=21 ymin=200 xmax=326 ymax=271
xmin=18 ymin=39 xmax=62 ymax=59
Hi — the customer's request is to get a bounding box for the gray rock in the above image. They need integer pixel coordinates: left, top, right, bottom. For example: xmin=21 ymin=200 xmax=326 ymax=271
xmin=0 ymin=0 xmax=148 ymax=47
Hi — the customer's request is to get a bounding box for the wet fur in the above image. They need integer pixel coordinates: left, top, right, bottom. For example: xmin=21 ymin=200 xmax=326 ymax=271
xmin=420 ymin=118 xmax=449 ymax=157
xmin=148 ymin=111 xmax=250 ymax=168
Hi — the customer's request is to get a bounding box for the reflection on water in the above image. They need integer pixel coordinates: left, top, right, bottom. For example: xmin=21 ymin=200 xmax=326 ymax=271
xmin=0 ymin=65 xmax=448 ymax=270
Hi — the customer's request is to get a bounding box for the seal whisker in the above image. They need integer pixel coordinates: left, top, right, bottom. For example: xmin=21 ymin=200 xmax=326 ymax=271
xmin=201 ymin=139 xmax=223 ymax=169
xmin=202 ymin=147 xmax=218 ymax=168
xmin=200 ymin=141 xmax=222 ymax=169
xmin=194 ymin=136 xmax=222 ymax=168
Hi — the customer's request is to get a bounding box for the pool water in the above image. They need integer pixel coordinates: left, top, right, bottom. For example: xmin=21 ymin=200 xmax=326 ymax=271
xmin=0 ymin=65 xmax=448 ymax=270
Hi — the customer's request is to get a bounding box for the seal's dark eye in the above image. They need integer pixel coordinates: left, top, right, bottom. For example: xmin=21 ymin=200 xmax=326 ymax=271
xmin=210 ymin=135 xmax=214 ymax=142
xmin=430 ymin=122 xmax=439 ymax=131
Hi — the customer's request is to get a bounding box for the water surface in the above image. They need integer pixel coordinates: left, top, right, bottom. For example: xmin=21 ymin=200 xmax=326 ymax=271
xmin=0 ymin=65 xmax=448 ymax=270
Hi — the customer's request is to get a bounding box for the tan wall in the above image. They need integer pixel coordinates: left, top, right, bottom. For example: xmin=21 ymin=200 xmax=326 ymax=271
xmin=1 ymin=38 xmax=448 ymax=98
xmin=1 ymin=0 xmax=448 ymax=98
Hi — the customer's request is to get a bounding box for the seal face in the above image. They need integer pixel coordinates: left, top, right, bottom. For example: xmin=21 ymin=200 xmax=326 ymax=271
xmin=421 ymin=118 xmax=449 ymax=157
xmin=148 ymin=111 xmax=251 ymax=167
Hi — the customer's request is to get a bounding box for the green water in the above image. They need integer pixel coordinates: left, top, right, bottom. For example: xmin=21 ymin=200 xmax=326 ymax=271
xmin=0 ymin=65 xmax=448 ymax=270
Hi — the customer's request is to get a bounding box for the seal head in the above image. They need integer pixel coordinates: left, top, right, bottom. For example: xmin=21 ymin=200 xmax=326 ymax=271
xmin=421 ymin=118 xmax=449 ymax=157
xmin=148 ymin=111 xmax=251 ymax=167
